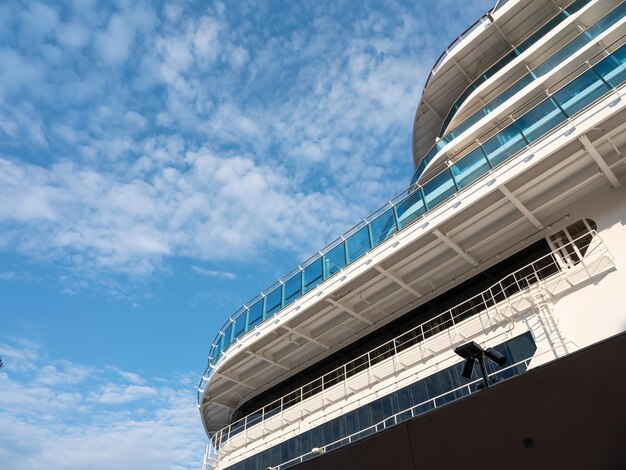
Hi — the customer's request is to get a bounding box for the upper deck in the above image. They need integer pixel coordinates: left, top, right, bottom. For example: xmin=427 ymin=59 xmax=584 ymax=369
xmin=412 ymin=0 xmax=567 ymax=169
xmin=199 ymin=0 xmax=626 ymax=447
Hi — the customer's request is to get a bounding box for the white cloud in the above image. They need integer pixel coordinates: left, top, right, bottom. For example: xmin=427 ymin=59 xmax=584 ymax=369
xmin=192 ymin=266 xmax=236 ymax=280
xmin=0 ymin=146 xmax=358 ymax=275
xmin=95 ymin=383 xmax=158 ymax=405
xmin=0 ymin=0 xmax=496 ymax=286
xmin=0 ymin=339 xmax=204 ymax=470
xmin=96 ymin=15 xmax=135 ymax=65
xmin=0 ymin=47 xmax=42 ymax=93
xmin=56 ymin=22 xmax=90 ymax=49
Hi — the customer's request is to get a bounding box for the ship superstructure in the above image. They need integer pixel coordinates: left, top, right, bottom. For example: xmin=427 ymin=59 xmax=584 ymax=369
xmin=199 ymin=1 xmax=626 ymax=468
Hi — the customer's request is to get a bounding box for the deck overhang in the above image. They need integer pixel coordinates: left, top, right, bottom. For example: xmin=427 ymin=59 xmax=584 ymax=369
xmin=200 ymin=86 xmax=626 ymax=433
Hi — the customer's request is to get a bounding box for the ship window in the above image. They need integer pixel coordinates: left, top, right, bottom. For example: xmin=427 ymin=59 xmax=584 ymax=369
xmin=346 ymin=226 xmax=371 ymax=263
xmin=395 ymin=189 xmax=426 ymax=229
xmin=422 ymin=168 xmax=456 ymax=209
xmin=553 ymin=69 xmax=609 ymax=117
xmin=549 ymin=219 xmax=596 ymax=265
xmin=283 ymin=272 xmax=302 ymax=306
xmin=324 ymin=242 xmax=346 ymax=276
xmin=344 ymin=410 xmax=358 ymax=436
xmin=303 ymin=258 xmax=323 ymax=293
xmin=369 ymin=207 xmax=397 ymax=246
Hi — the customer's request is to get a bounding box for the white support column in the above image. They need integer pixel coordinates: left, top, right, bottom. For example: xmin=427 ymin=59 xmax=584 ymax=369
xmin=245 ymin=350 xmax=290 ymax=371
xmin=326 ymin=298 xmax=373 ymax=325
xmin=451 ymin=56 xmax=472 ymax=83
xmin=433 ymin=229 xmax=478 ymax=266
xmin=374 ymin=265 xmax=422 ymax=298
xmin=499 ymin=185 xmax=544 ymax=229
xmin=281 ymin=325 xmax=330 ymax=350
xmin=580 ymin=135 xmax=621 ymax=188
xmin=423 ymin=99 xmax=443 ymax=120
xmin=215 ymin=372 xmax=256 ymax=390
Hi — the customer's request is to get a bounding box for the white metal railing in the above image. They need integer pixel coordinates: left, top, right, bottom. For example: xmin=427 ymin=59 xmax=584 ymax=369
xmin=204 ymin=230 xmax=613 ymax=466
xmin=273 ymin=343 xmax=575 ymax=470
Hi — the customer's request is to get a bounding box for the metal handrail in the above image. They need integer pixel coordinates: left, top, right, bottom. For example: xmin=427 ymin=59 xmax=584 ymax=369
xmin=272 ymin=344 xmax=573 ymax=470
xmin=206 ymin=231 xmax=607 ymax=453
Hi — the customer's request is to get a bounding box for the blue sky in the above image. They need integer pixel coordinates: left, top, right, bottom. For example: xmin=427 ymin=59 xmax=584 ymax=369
xmin=0 ymin=1 xmax=493 ymax=468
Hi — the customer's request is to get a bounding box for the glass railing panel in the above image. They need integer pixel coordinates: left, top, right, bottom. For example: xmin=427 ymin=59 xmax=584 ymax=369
xmin=222 ymin=322 xmax=233 ymax=350
xmin=369 ymin=207 xmax=397 ymax=246
xmin=303 ymin=257 xmax=323 ymax=293
xmin=422 ymin=168 xmax=457 ymax=209
xmin=482 ymin=122 xmax=527 ymax=167
xmin=233 ymin=309 xmax=247 ymax=338
xmin=516 ymin=97 xmax=566 ymax=143
xmin=211 ymin=338 xmax=223 ymax=364
xmin=324 ymin=242 xmax=347 ymax=276
xmin=552 ymin=68 xmax=610 ymax=116
xmin=264 ymin=286 xmax=283 ymax=318
xmin=594 ymin=42 xmax=626 ymax=86
xmin=451 ymin=146 xmax=491 ymax=189
xmin=346 ymin=226 xmax=371 ymax=263
xmin=395 ymin=189 xmax=426 ymax=229
xmin=247 ymin=299 xmax=264 ymax=329
xmin=283 ymin=272 xmax=302 ymax=306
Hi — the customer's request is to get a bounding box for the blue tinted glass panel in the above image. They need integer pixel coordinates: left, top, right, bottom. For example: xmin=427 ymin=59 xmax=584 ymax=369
xmin=451 ymin=147 xmax=490 ymax=189
xmin=247 ymin=300 xmax=263 ymax=329
xmin=325 ymin=243 xmax=346 ymax=276
xmin=283 ymin=273 xmax=302 ymax=305
xmin=553 ymin=69 xmax=609 ymax=117
xmin=303 ymin=257 xmax=323 ymax=293
xmin=594 ymin=43 xmax=626 ymax=87
xmin=346 ymin=226 xmax=371 ymax=263
xmin=395 ymin=189 xmax=426 ymax=229
xmin=534 ymin=34 xmax=589 ymax=77
xmin=211 ymin=340 xmax=222 ymax=362
xmin=490 ymin=73 xmax=534 ymax=109
xmin=233 ymin=310 xmax=247 ymax=338
xmin=482 ymin=123 xmax=526 ymax=167
xmin=587 ymin=2 xmax=626 ymax=35
xmin=264 ymin=286 xmax=282 ymax=318
xmin=369 ymin=208 xmax=397 ymax=246
xmin=422 ymin=168 xmax=456 ymax=209
xmin=222 ymin=323 xmax=233 ymax=349
xmin=517 ymin=97 xmax=566 ymax=143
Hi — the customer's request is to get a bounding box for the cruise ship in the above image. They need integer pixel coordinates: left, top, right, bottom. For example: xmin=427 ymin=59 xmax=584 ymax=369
xmin=198 ymin=0 xmax=626 ymax=468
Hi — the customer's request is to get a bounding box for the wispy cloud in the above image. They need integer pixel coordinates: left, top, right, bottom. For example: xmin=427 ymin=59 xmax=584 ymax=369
xmin=0 ymin=0 xmax=494 ymax=286
xmin=0 ymin=338 xmax=203 ymax=469
xmin=192 ymin=266 xmax=236 ymax=280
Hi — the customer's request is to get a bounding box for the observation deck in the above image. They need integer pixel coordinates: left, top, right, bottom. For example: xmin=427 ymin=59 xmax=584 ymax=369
xmin=200 ymin=32 xmax=626 ymax=439
xmin=412 ymin=0 xmax=569 ymax=169
xmin=412 ymin=0 xmax=625 ymax=183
